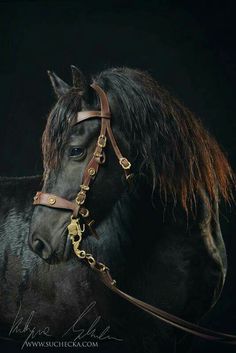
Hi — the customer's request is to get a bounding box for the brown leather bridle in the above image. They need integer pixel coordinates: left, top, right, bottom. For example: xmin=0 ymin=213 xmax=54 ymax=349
xmin=33 ymin=83 xmax=132 ymax=233
xmin=33 ymin=83 xmax=236 ymax=344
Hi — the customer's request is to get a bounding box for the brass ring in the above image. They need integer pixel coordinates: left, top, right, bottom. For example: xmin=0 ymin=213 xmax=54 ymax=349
xmin=80 ymin=208 xmax=89 ymax=218
xmin=77 ymin=250 xmax=86 ymax=258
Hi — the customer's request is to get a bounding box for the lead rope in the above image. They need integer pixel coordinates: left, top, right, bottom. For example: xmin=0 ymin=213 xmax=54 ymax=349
xmin=67 ymin=113 xmax=236 ymax=345
xmin=68 ymin=214 xmax=236 ymax=344
xmin=68 ymin=215 xmax=236 ymax=344
xmin=67 ymin=143 xmax=236 ymax=345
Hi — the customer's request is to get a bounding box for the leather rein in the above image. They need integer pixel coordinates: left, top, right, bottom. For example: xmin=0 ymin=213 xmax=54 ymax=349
xmin=33 ymin=83 xmax=236 ymax=344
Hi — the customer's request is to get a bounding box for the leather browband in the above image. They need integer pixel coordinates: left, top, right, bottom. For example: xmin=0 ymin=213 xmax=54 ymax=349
xmin=75 ymin=111 xmax=110 ymax=125
xmin=71 ymin=82 xmax=111 ymax=125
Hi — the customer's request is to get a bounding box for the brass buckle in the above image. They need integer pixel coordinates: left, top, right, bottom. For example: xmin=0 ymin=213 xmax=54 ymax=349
xmin=97 ymin=135 xmax=107 ymax=148
xmin=119 ymin=157 xmax=131 ymax=170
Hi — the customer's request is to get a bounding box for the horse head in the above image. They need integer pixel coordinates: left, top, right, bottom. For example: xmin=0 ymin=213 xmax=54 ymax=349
xmin=28 ymin=66 xmax=233 ymax=268
xmin=28 ymin=66 xmax=136 ymax=263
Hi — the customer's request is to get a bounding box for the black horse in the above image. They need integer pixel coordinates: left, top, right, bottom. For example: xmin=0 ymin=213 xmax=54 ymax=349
xmin=0 ymin=67 xmax=234 ymax=352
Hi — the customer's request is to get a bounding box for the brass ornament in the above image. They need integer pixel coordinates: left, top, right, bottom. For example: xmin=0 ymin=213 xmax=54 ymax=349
xmin=67 ymin=218 xmax=80 ymax=237
xmin=80 ymin=184 xmax=90 ymax=191
xmin=67 ymin=216 xmax=109 ymax=273
xmin=88 ymin=168 xmax=96 ymax=176
xmin=76 ymin=190 xmax=86 ymax=205
xmin=48 ymin=196 xmax=56 ymax=205
xmin=97 ymin=134 xmax=107 ymax=148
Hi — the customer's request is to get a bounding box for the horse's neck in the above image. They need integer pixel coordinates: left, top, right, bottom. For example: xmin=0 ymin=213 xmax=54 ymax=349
xmin=0 ymin=176 xmax=41 ymax=244
xmin=91 ymin=188 xmax=161 ymax=277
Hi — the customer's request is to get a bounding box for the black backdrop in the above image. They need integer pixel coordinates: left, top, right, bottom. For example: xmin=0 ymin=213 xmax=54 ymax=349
xmin=0 ymin=1 xmax=235 ymax=352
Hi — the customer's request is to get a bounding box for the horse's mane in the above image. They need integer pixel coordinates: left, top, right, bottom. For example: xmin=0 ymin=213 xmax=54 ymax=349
xmin=42 ymin=67 xmax=234 ymax=212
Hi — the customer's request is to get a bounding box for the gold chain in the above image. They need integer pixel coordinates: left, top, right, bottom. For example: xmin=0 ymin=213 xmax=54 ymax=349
xmin=67 ymin=216 xmax=108 ymax=272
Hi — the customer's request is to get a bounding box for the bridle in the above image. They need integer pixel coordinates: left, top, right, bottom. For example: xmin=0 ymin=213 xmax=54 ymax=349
xmin=33 ymin=83 xmax=236 ymax=344
xmin=33 ymin=83 xmax=132 ymax=239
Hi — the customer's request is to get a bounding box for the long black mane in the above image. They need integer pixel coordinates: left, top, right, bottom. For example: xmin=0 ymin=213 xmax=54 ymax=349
xmin=42 ymin=67 xmax=234 ymax=213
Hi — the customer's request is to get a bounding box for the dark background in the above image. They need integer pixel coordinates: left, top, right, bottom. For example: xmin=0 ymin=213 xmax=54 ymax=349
xmin=0 ymin=1 xmax=235 ymax=352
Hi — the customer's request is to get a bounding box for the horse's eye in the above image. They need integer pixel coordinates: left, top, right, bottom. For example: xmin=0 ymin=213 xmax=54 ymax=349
xmin=69 ymin=147 xmax=85 ymax=159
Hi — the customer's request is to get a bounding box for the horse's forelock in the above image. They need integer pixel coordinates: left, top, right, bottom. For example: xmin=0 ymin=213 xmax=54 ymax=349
xmin=42 ymin=90 xmax=82 ymax=177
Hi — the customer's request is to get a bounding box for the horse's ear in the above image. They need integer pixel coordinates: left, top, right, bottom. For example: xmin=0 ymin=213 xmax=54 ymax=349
xmin=70 ymin=65 xmax=95 ymax=104
xmin=71 ymin=65 xmax=87 ymax=92
xmin=47 ymin=70 xmax=71 ymax=98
